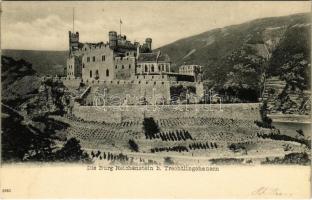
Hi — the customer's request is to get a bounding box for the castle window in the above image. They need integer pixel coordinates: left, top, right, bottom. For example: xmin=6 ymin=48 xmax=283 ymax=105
xmin=87 ymin=57 xmax=90 ymax=62
xmin=158 ymin=65 xmax=160 ymax=71
xmin=92 ymin=56 xmax=95 ymax=62
xmin=152 ymin=76 xmax=154 ymax=79
xmin=115 ymin=65 xmax=117 ymax=69
xmin=85 ymin=48 xmax=87 ymax=51
xmin=95 ymin=70 xmax=99 ymax=79
xmin=90 ymin=70 xmax=92 ymax=78
xmin=82 ymin=63 xmax=85 ymax=68
xmin=137 ymin=76 xmax=139 ymax=79
xmin=122 ymin=65 xmax=124 ymax=69
xmin=102 ymin=55 xmax=105 ymax=61
xmin=151 ymin=65 xmax=154 ymax=72
xmin=145 ymin=65 xmax=148 ymax=72
xmin=129 ymin=64 xmax=131 ymax=69
xmin=106 ymin=69 xmax=109 ymax=77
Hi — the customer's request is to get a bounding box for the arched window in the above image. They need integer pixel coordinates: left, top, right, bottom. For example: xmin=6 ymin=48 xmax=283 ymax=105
xmin=158 ymin=65 xmax=160 ymax=71
xmin=106 ymin=69 xmax=109 ymax=77
xmin=90 ymin=70 xmax=92 ymax=78
xmin=151 ymin=65 xmax=154 ymax=72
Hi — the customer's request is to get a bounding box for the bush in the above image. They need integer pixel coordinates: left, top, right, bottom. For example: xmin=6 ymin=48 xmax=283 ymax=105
xmin=262 ymin=152 xmax=310 ymax=165
xmin=128 ymin=139 xmax=139 ymax=152
xmin=258 ymin=132 xmax=311 ymax=149
xmin=164 ymin=157 xmax=174 ymax=165
xmin=210 ymin=158 xmax=244 ymax=165
xmin=255 ymin=101 xmax=274 ymax=128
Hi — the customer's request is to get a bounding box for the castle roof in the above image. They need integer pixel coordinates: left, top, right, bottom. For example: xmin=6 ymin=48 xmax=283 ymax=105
xmin=138 ymin=51 xmax=170 ymax=63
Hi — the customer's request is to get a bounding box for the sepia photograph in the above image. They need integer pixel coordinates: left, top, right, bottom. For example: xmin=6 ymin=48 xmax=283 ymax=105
xmin=1 ymin=1 xmax=311 ymax=198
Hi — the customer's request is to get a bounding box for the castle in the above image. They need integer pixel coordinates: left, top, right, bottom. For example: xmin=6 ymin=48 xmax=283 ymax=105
xmin=64 ymin=29 xmax=204 ymax=105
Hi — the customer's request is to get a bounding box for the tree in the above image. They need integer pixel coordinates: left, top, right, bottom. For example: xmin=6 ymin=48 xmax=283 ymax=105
xmin=222 ymin=46 xmax=266 ymax=102
xmin=55 ymin=138 xmax=90 ymax=162
xmin=143 ymin=117 xmax=160 ymax=139
xmin=128 ymin=139 xmax=139 ymax=152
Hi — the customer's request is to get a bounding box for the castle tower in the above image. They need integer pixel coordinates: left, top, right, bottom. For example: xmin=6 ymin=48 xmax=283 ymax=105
xmin=145 ymin=38 xmax=152 ymax=51
xmin=109 ymin=31 xmax=117 ymax=49
xmin=69 ymin=31 xmax=79 ymax=55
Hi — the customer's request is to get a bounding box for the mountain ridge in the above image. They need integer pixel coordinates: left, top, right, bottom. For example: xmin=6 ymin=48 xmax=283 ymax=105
xmin=155 ymin=12 xmax=310 ymax=78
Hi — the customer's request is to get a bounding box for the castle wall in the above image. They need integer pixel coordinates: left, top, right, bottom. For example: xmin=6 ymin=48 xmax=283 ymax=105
xmin=66 ymin=57 xmax=76 ymax=79
xmin=67 ymin=56 xmax=82 ymax=78
xmin=114 ymin=56 xmax=136 ymax=80
xmin=82 ymin=80 xmax=172 ymax=106
xmin=72 ymin=103 xmax=261 ymax=123
xmin=80 ymin=80 xmax=204 ymax=106
xmin=81 ymin=44 xmax=115 ymax=82
xmin=132 ymin=74 xmax=171 ymax=81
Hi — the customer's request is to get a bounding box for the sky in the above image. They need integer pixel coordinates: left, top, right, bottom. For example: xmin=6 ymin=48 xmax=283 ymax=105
xmin=2 ymin=1 xmax=310 ymax=51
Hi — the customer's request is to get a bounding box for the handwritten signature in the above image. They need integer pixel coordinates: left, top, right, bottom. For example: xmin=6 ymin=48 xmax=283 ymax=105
xmin=251 ymin=186 xmax=292 ymax=197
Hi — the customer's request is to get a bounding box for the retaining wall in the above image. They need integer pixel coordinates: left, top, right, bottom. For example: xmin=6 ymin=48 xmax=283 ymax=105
xmin=72 ymin=103 xmax=261 ymax=123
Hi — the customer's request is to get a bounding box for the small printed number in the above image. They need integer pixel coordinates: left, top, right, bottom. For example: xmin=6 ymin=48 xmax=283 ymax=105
xmin=2 ymin=188 xmax=11 ymax=193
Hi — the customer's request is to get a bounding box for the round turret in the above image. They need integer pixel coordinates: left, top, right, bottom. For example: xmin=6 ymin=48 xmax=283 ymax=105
xmin=109 ymin=31 xmax=117 ymax=48
xmin=145 ymin=38 xmax=152 ymax=50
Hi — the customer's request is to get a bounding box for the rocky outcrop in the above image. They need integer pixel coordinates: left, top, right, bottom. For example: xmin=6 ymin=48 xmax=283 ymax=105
xmin=1 ymin=56 xmax=72 ymax=117
xmin=263 ymin=76 xmax=311 ymax=115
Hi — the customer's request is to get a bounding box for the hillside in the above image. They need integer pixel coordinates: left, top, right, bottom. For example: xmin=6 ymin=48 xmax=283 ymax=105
xmin=156 ymin=13 xmax=311 ymax=82
xmin=2 ymin=49 xmax=67 ymax=76
xmin=1 ymin=56 xmax=71 ymax=114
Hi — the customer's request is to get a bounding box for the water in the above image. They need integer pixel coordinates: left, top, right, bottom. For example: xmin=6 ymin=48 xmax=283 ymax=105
xmin=272 ymin=121 xmax=311 ymax=139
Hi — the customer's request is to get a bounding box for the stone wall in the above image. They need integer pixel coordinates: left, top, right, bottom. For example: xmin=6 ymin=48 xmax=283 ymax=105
xmin=83 ymin=80 xmax=171 ymax=105
xmin=72 ymin=103 xmax=261 ymax=123
xmin=80 ymin=80 xmax=204 ymax=105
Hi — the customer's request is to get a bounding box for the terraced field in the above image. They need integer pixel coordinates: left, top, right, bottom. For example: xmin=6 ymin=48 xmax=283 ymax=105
xmin=51 ymin=111 xmax=308 ymax=165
